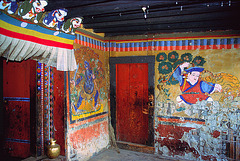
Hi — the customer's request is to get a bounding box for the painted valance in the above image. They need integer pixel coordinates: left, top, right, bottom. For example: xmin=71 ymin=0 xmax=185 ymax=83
xmin=0 ymin=12 xmax=77 ymax=71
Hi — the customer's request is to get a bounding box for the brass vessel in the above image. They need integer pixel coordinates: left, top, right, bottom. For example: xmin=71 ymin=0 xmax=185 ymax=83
xmin=46 ymin=138 xmax=60 ymax=159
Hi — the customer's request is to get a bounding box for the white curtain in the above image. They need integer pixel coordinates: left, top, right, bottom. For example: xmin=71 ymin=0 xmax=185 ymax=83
xmin=0 ymin=34 xmax=77 ymax=71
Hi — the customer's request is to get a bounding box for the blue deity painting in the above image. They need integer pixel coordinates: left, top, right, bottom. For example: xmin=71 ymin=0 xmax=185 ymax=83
xmin=70 ymin=47 xmax=107 ymax=119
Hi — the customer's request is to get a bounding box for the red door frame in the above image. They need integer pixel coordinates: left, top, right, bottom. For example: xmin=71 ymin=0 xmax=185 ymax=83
xmin=110 ymin=56 xmax=155 ymax=146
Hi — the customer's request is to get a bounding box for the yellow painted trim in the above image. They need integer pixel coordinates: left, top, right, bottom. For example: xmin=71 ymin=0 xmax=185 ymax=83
xmin=0 ymin=20 xmax=74 ymax=45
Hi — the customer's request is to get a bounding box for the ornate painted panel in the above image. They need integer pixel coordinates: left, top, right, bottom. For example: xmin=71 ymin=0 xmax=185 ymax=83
xmin=69 ymin=46 xmax=108 ymax=122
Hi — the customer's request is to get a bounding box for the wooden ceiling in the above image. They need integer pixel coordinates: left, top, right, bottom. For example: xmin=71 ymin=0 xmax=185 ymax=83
xmin=45 ymin=0 xmax=240 ymax=37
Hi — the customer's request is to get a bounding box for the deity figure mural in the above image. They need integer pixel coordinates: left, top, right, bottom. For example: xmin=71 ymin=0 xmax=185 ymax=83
xmin=69 ymin=47 xmax=107 ymax=121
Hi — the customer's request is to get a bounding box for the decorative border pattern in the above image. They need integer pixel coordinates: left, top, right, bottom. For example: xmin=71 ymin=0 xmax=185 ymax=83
xmin=75 ymin=33 xmax=240 ymax=51
xmin=75 ymin=34 xmax=106 ymax=51
xmin=49 ymin=68 xmax=54 ymax=139
xmin=44 ymin=66 xmax=50 ymax=146
xmin=36 ymin=63 xmax=55 ymax=156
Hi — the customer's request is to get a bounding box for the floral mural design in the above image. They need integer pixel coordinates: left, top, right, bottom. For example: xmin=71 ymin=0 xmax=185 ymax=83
xmin=156 ymin=52 xmax=167 ymax=62
xmin=192 ymin=56 xmax=206 ymax=66
xmin=181 ymin=53 xmax=193 ymax=62
xmin=168 ymin=51 xmax=179 ymax=62
xmin=157 ymin=51 xmax=206 ymax=86
xmin=158 ymin=62 xmax=172 ymax=74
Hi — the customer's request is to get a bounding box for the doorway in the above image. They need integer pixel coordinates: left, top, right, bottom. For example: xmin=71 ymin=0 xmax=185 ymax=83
xmin=110 ymin=56 xmax=155 ymax=147
xmin=1 ymin=59 xmax=36 ymax=159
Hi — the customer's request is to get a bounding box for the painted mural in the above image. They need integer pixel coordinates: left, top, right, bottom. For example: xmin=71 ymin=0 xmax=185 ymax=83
xmin=155 ymin=49 xmax=240 ymax=160
xmin=69 ymin=46 xmax=107 ymax=122
xmin=156 ymin=50 xmax=240 ymax=118
xmin=67 ymin=42 xmax=109 ymax=160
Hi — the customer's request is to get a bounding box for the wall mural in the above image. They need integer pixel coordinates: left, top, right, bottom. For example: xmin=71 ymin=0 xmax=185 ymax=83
xmin=0 ymin=0 xmax=82 ymax=35
xmin=155 ymin=50 xmax=240 ymax=160
xmin=156 ymin=51 xmax=240 ymax=118
xmin=69 ymin=47 xmax=107 ymax=122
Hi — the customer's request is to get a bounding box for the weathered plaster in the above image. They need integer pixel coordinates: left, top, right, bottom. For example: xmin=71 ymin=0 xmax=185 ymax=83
xmin=67 ymin=120 xmax=109 ymax=160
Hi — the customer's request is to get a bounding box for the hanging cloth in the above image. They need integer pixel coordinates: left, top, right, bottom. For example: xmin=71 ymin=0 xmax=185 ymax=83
xmin=0 ymin=11 xmax=77 ymax=71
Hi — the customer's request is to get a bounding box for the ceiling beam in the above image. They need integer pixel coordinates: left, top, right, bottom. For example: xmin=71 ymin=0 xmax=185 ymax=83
xmin=82 ymin=3 xmax=239 ymax=24
xmin=93 ymin=19 xmax=240 ymax=34
xmin=66 ymin=1 xmax=238 ymax=19
xmin=45 ymin=0 xmax=116 ymax=11
xmin=104 ymin=27 xmax=234 ymax=37
xmin=83 ymin=10 xmax=238 ymax=29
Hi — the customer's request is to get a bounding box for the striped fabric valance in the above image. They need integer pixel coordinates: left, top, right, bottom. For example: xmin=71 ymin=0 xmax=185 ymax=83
xmin=0 ymin=12 xmax=77 ymax=71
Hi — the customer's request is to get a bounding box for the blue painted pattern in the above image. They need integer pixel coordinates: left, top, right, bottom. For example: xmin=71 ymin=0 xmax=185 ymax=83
xmin=76 ymin=33 xmax=240 ymax=51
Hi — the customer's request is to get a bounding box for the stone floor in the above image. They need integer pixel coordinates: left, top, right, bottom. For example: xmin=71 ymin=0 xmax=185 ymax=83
xmin=18 ymin=148 xmax=189 ymax=161
xmin=22 ymin=155 xmax=66 ymax=161
xmin=2 ymin=147 xmax=188 ymax=161
xmin=88 ymin=148 xmax=186 ymax=161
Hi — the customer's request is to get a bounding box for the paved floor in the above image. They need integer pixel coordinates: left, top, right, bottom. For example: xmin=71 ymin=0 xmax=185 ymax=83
xmin=3 ymin=148 xmax=186 ymax=161
xmin=88 ymin=148 xmax=183 ymax=161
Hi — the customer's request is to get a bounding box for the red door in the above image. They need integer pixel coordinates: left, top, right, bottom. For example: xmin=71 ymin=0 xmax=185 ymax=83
xmin=2 ymin=60 xmax=35 ymax=158
xmin=116 ymin=63 xmax=149 ymax=145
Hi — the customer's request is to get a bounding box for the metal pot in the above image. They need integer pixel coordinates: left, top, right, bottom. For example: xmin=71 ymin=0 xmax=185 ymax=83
xmin=46 ymin=138 xmax=60 ymax=159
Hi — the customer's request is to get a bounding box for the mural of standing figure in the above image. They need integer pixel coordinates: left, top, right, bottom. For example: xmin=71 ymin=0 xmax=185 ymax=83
xmin=84 ymin=61 xmax=95 ymax=94
xmin=173 ymin=62 xmax=222 ymax=111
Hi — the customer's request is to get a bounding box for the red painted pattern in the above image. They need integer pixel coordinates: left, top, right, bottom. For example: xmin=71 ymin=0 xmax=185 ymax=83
xmin=69 ymin=120 xmax=108 ymax=149
xmin=112 ymin=44 xmax=238 ymax=51
xmin=74 ymin=32 xmax=240 ymax=52
xmin=157 ymin=117 xmax=205 ymax=125
xmin=75 ymin=40 xmax=102 ymax=50
xmin=211 ymin=130 xmax=221 ymax=138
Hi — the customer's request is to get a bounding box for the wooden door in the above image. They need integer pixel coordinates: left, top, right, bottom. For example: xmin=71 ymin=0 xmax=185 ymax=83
xmin=116 ymin=63 xmax=149 ymax=145
xmin=2 ymin=59 xmax=36 ymax=159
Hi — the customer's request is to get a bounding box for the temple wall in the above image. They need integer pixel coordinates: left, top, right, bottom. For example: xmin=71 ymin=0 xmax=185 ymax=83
xmin=65 ymin=29 xmax=240 ymax=160
xmin=65 ymin=31 xmax=109 ymax=160
xmin=108 ymin=33 xmax=240 ymax=160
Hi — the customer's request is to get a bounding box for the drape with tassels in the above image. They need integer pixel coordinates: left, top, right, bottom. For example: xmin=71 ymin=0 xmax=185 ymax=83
xmin=0 ymin=11 xmax=77 ymax=71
